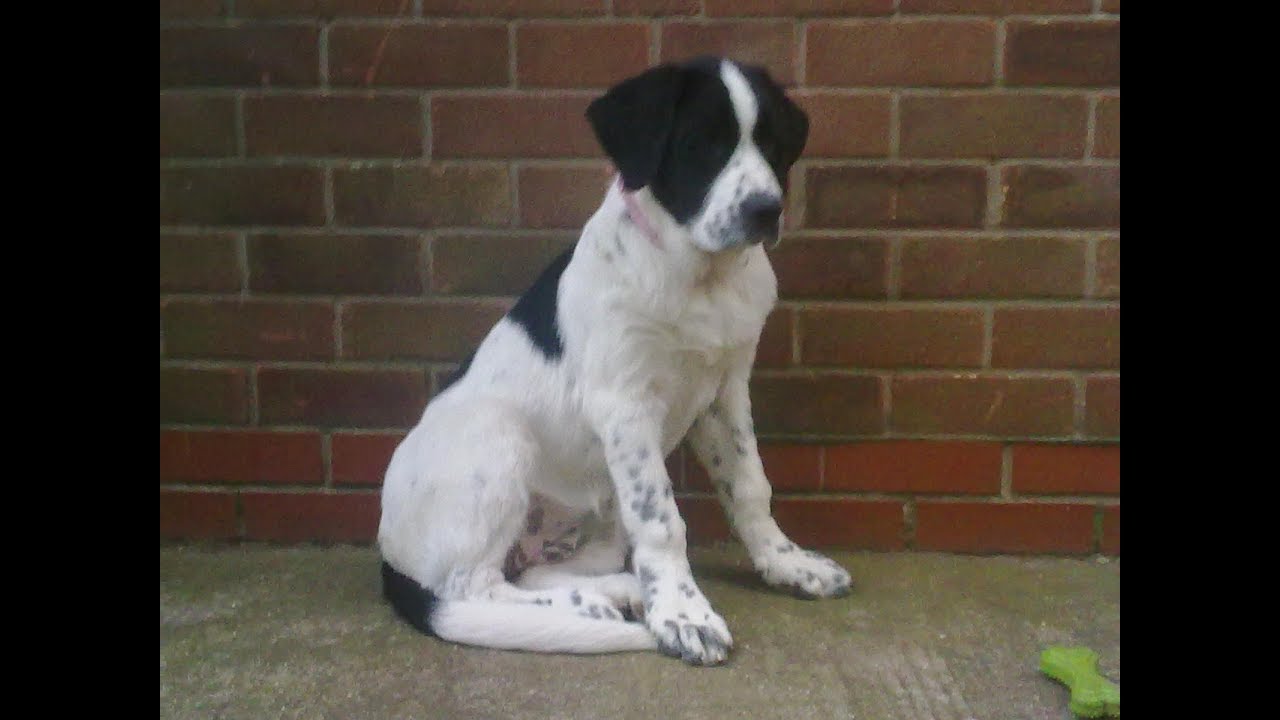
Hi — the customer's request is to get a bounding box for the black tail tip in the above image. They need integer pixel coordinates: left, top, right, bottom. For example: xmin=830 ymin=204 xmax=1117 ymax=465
xmin=381 ymin=559 xmax=439 ymax=636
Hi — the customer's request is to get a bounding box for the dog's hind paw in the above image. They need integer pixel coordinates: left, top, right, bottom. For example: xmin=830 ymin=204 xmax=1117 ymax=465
xmin=756 ymin=544 xmax=853 ymax=599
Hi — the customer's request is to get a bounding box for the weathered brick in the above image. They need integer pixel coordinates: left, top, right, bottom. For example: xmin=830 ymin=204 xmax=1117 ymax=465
xmin=341 ymin=300 xmax=508 ymax=361
xmin=332 ymin=432 xmax=406 ymax=486
xmin=160 ymin=166 xmax=325 ymax=227
xmin=249 ymin=233 xmax=424 ymax=295
xmin=891 ymin=375 xmax=1074 ymax=437
xmin=431 ymin=234 xmax=575 ymax=296
xmin=1095 ymin=95 xmax=1120 ymax=158
xmin=160 ymin=368 xmax=250 ymax=425
xmin=807 ymin=20 xmax=995 ymax=87
xmin=160 ymin=490 xmax=239 ymax=540
xmin=900 ymin=0 xmax=1090 ymax=12
xmin=916 ymin=501 xmax=1094 ymax=553
xmin=432 ymin=95 xmax=599 ymax=159
xmin=705 ymin=0 xmax=893 ymax=16
xmin=900 ymin=236 xmax=1086 ymax=299
xmin=517 ymin=23 xmax=650 ymax=88
xmin=805 ymin=165 xmax=986 ymax=228
xmin=159 ymin=26 xmax=319 ymax=87
xmin=900 ymin=94 xmax=1087 ymax=159
xmin=159 ymin=430 xmax=324 ymax=485
xmin=160 ymin=0 xmax=225 ymax=19
xmin=661 ymin=21 xmax=796 ymax=85
xmin=686 ymin=443 xmax=822 ymax=493
xmin=235 ymin=0 xmax=411 ymax=17
xmin=1001 ymin=165 xmax=1120 ymax=229
xmin=1095 ymin=237 xmax=1119 ymax=298
xmin=241 ymin=491 xmax=380 ymax=542
xmin=1084 ymin=375 xmax=1119 ymax=438
xmin=1005 ymin=20 xmax=1120 ymax=87
xmin=333 ymin=164 xmax=512 ymax=227
xmin=328 ymin=24 xmax=509 ymax=87
xmin=826 ymin=440 xmax=1002 ymax=494
xmin=770 ymin=236 xmax=887 ymax=299
xmin=613 ymin=0 xmax=697 ymax=13
xmin=755 ymin=308 xmax=794 ymax=369
xmin=160 ymin=94 xmax=236 ymax=157
xmin=1100 ymin=506 xmax=1119 ymax=555
xmin=1011 ymin=444 xmax=1118 ymax=495
xmin=258 ymin=368 xmax=428 ymax=427
xmin=801 ymin=308 xmax=985 ymax=368
xmin=793 ymin=92 xmax=891 ymax=158
xmin=773 ymin=498 xmax=905 ymax=549
xmin=163 ymin=300 xmax=334 ymax=360
xmin=518 ymin=164 xmax=612 ymax=228
xmin=991 ymin=307 xmax=1119 ymax=369
xmin=750 ymin=374 xmax=884 ymax=436
xmin=244 ymin=95 xmax=423 ymax=158
xmin=160 ymin=233 xmax=241 ymax=293
xmin=419 ymin=0 xmax=604 ymax=15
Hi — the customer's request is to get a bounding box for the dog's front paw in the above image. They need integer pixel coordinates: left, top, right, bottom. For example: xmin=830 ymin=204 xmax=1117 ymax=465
xmin=755 ymin=543 xmax=852 ymax=598
xmin=643 ymin=574 xmax=733 ymax=665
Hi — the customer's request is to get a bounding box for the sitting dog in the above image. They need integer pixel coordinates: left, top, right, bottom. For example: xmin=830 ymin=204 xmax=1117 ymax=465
xmin=379 ymin=56 xmax=852 ymax=666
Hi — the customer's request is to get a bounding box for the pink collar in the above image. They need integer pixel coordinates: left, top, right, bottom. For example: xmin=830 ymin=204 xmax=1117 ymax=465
xmin=618 ymin=177 xmax=663 ymax=249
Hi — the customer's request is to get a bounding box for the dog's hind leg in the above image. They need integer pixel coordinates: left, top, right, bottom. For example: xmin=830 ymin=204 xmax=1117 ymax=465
xmin=511 ymin=510 xmax=645 ymax=619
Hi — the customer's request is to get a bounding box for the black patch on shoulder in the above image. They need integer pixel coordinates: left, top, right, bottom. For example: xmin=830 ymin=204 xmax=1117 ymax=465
xmin=381 ymin=560 xmax=439 ymax=636
xmin=435 ymin=349 xmax=475 ymax=395
xmin=507 ymin=248 xmax=572 ymax=360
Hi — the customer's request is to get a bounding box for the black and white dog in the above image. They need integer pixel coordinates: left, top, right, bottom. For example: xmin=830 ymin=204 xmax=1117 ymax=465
xmin=379 ymin=57 xmax=852 ymax=666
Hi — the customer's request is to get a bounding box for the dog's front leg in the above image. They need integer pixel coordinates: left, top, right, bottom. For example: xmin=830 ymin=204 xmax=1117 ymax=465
xmin=596 ymin=402 xmax=733 ymax=665
xmin=686 ymin=368 xmax=853 ymax=599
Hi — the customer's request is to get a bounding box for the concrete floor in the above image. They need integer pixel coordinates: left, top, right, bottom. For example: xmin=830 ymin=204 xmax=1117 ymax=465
xmin=159 ymin=544 xmax=1119 ymax=720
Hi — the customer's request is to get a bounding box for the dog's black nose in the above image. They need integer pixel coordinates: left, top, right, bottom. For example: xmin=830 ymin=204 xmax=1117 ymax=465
xmin=741 ymin=193 xmax=782 ymax=243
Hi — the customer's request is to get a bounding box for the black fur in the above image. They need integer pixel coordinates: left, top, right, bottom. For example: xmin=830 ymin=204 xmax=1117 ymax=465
xmin=507 ymin=248 xmax=572 ymax=360
xmin=740 ymin=64 xmax=809 ymax=192
xmin=382 ymin=560 xmax=439 ymax=636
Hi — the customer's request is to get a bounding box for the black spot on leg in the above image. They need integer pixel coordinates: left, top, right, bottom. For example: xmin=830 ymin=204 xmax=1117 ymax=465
xmin=633 ymin=482 xmax=643 ymax=493
xmin=663 ymin=487 xmax=672 ymax=499
xmin=571 ymin=590 xmax=582 ymax=606
xmin=588 ymin=604 xmax=602 ymax=618
xmin=712 ymin=455 xmax=722 ymax=467
xmin=639 ymin=565 xmax=658 ymax=587
xmin=659 ymin=512 xmax=669 ymax=524
xmin=628 ymin=466 xmax=640 ymax=479
xmin=637 ymin=448 xmax=650 ymax=462
xmin=777 ymin=542 xmax=795 ymax=554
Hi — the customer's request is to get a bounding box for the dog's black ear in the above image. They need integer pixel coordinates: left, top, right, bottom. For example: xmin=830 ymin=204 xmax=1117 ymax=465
xmin=741 ymin=64 xmax=809 ymax=183
xmin=586 ymin=65 xmax=685 ymax=191
xmin=773 ymin=92 xmax=809 ymax=174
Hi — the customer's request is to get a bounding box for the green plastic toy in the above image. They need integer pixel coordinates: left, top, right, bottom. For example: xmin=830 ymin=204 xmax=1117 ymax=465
xmin=1039 ymin=646 xmax=1120 ymax=718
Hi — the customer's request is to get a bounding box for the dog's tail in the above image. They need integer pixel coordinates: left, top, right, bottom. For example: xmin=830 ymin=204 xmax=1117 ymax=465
xmin=381 ymin=561 xmax=657 ymax=654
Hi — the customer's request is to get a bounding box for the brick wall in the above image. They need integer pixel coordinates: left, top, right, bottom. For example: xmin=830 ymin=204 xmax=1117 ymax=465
xmin=160 ymin=0 xmax=1119 ymax=555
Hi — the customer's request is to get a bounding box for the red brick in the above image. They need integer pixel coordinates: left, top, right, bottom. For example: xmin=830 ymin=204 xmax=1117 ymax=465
xmin=1011 ymin=444 xmax=1118 ymax=495
xmin=686 ymin=443 xmax=822 ymax=493
xmin=826 ymin=440 xmax=1001 ymax=494
xmin=431 ymin=234 xmax=576 ymax=296
xmin=900 ymin=0 xmax=1089 ymax=12
xmin=661 ymin=21 xmax=796 ymax=85
xmin=432 ymin=95 xmax=599 ymax=159
xmin=1095 ymin=95 xmax=1120 ymax=159
xmin=160 ymin=94 xmax=236 ymax=157
xmin=420 ymin=0 xmax=604 ymax=15
xmin=241 ymin=491 xmax=380 ymax=542
xmin=1005 ymin=20 xmax=1120 ymax=87
xmin=614 ymin=0 xmax=698 ymax=14
xmin=794 ymin=92 xmax=891 ymax=158
xmin=160 ymin=233 xmax=241 ymax=293
xmin=801 ymin=307 xmax=985 ymax=368
xmin=705 ymin=0 xmax=893 ymax=16
xmin=249 ymin=233 xmax=424 ymax=295
xmin=750 ymin=374 xmax=884 ymax=436
xmin=159 ymin=26 xmax=319 ymax=88
xmin=1101 ymin=0 xmax=1119 ymax=11
xmin=1084 ymin=376 xmax=1119 ymax=438
xmin=332 ymin=432 xmax=406 ymax=486
xmin=770 ymin=237 xmax=887 ymax=300
xmin=328 ymin=24 xmax=508 ymax=88
xmin=160 ymin=166 xmax=325 ymax=227
xmin=517 ymin=164 xmax=612 ymax=228
xmin=1001 ymin=165 xmax=1120 ymax=229
xmin=160 ymin=490 xmax=239 ymax=540
xmin=332 ymin=164 xmax=512 ymax=227
xmin=901 ymin=94 xmax=1087 ymax=159
xmin=235 ymin=0 xmax=410 ymax=17
xmin=773 ymin=498 xmax=905 ymax=549
xmin=160 ymin=0 xmax=225 ymax=19
xmin=1095 ymin=237 xmax=1119 ymax=298
xmin=244 ymin=95 xmax=423 ymax=158
xmin=755 ymin=308 xmax=794 ymax=369
xmin=991 ymin=307 xmax=1119 ymax=369
xmin=1100 ymin=506 xmax=1119 ymax=555
xmin=900 ymin=236 xmax=1085 ymax=299
xmin=891 ymin=374 xmax=1074 ymax=437
xmin=160 ymin=368 xmax=250 ymax=425
xmin=341 ymin=300 xmax=508 ymax=361
xmin=517 ymin=23 xmax=650 ymax=88
xmin=676 ymin=496 xmax=733 ymax=545
xmin=916 ymin=501 xmax=1094 ymax=553
xmin=807 ymin=21 xmax=995 ymax=87
xmin=162 ymin=299 xmax=334 ymax=361
xmin=805 ymin=165 xmax=986 ymax=229
xmin=160 ymin=430 xmax=325 ymax=485
xmin=258 ymin=368 xmax=428 ymax=427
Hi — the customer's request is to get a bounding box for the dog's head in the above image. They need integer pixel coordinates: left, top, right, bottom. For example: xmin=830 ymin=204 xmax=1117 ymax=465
xmin=586 ymin=57 xmax=808 ymax=252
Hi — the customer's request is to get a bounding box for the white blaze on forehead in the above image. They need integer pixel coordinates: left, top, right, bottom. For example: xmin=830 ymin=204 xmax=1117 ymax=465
xmin=719 ymin=61 xmax=758 ymax=141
